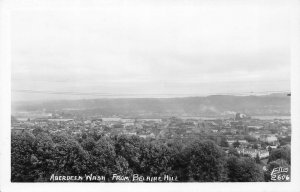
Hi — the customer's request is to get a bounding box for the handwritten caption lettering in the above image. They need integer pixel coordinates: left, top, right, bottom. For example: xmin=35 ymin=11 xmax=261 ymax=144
xmin=271 ymin=167 xmax=290 ymax=181
xmin=50 ymin=173 xmax=178 ymax=182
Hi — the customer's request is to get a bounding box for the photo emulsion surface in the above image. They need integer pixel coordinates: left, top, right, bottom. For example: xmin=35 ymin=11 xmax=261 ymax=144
xmin=10 ymin=1 xmax=291 ymax=183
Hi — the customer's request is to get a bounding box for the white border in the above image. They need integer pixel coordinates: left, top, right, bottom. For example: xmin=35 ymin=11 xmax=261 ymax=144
xmin=1 ymin=0 xmax=300 ymax=192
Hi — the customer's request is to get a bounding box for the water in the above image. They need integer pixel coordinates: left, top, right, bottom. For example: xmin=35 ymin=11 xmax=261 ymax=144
xmin=251 ymin=116 xmax=290 ymax=120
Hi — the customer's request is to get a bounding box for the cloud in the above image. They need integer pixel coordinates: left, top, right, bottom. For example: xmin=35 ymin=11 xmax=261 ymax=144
xmin=11 ymin=1 xmax=291 ymax=101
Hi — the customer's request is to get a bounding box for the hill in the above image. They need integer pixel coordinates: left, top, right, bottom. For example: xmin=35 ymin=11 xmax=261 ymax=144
xmin=12 ymin=94 xmax=291 ymax=118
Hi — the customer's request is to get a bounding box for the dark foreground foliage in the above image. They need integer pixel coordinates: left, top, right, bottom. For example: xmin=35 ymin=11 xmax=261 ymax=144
xmin=11 ymin=129 xmax=289 ymax=182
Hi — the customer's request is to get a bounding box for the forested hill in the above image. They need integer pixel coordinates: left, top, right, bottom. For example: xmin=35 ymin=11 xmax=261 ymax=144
xmin=13 ymin=93 xmax=290 ymax=117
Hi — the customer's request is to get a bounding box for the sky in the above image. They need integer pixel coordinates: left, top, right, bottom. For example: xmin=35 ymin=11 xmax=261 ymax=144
xmin=11 ymin=0 xmax=291 ymax=101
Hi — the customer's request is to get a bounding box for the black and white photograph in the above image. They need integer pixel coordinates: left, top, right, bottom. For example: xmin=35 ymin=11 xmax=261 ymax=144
xmin=1 ymin=0 xmax=300 ymax=191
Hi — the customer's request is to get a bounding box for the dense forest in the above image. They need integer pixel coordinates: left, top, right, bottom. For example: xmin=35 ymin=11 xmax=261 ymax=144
xmin=11 ymin=129 xmax=290 ymax=182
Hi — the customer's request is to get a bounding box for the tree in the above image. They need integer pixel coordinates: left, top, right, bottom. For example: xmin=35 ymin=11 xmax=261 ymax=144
xmin=31 ymin=132 xmax=56 ymax=181
xmin=228 ymin=147 xmax=240 ymax=157
xmin=244 ymin=135 xmax=257 ymax=143
xmin=11 ymin=131 xmax=37 ymax=182
xmin=165 ymin=139 xmax=187 ymax=180
xmin=88 ymin=136 xmax=117 ymax=180
xmin=89 ymin=128 xmax=102 ymax=141
xmin=268 ymin=146 xmax=290 ymax=164
xmin=113 ymin=156 xmax=132 ymax=177
xmin=267 ymin=146 xmax=272 ymax=153
xmin=52 ymin=133 xmax=89 ymax=176
xmin=11 ymin=130 xmax=267 ymax=183
xmin=264 ymin=159 xmax=290 ymax=182
xmin=255 ymin=153 xmax=261 ymax=164
xmin=232 ymin=140 xmax=240 ymax=148
xmin=226 ymin=156 xmax=264 ymax=182
xmin=253 ymin=143 xmax=259 ymax=149
xmin=32 ymin=127 xmax=45 ymax=136
xmin=81 ymin=137 xmax=96 ymax=151
xmin=113 ymin=135 xmax=144 ymax=174
xmin=261 ymin=142 xmax=267 ymax=149
xmin=278 ymin=136 xmax=291 ymax=146
xmin=139 ymin=141 xmax=173 ymax=177
xmin=220 ymin=137 xmax=229 ymax=147
xmin=185 ymin=140 xmax=227 ymax=182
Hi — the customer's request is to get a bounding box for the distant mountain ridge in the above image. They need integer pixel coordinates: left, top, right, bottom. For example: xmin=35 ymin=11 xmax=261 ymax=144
xmin=12 ymin=93 xmax=291 ymax=117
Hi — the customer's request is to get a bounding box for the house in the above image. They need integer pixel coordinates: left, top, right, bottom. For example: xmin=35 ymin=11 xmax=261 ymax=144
xmin=102 ymin=117 xmax=121 ymax=122
xmin=48 ymin=119 xmax=74 ymax=122
xmin=138 ymin=119 xmax=162 ymax=123
xmin=266 ymin=145 xmax=278 ymax=149
xmin=260 ymin=134 xmax=278 ymax=143
xmin=227 ymin=139 xmax=248 ymax=147
xmin=249 ymin=132 xmax=260 ymax=139
xmin=236 ymin=148 xmax=269 ymax=158
xmin=247 ymin=125 xmax=264 ymax=130
xmin=121 ymin=119 xmax=135 ymax=123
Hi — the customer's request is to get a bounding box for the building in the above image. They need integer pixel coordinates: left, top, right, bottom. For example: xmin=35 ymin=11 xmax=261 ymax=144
xmin=102 ymin=117 xmax=121 ymax=122
xmin=259 ymin=134 xmax=278 ymax=143
xmin=48 ymin=119 xmax=74 ymax=122
xmin=227 ymin=139 xmax=248 ymax=147
xmin=236 ymin=148 xmax=269 ymax=158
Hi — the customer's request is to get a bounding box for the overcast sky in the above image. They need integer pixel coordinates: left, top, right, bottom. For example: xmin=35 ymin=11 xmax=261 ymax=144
xmin=11 ymin=0 xmax=291 ymax=101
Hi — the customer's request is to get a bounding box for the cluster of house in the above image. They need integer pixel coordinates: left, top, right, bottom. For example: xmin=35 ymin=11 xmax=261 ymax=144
xmin=236 ymin=148 xmax=270 ymax=158
xmin=11 ymin=111 xmax=291 ymax=158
